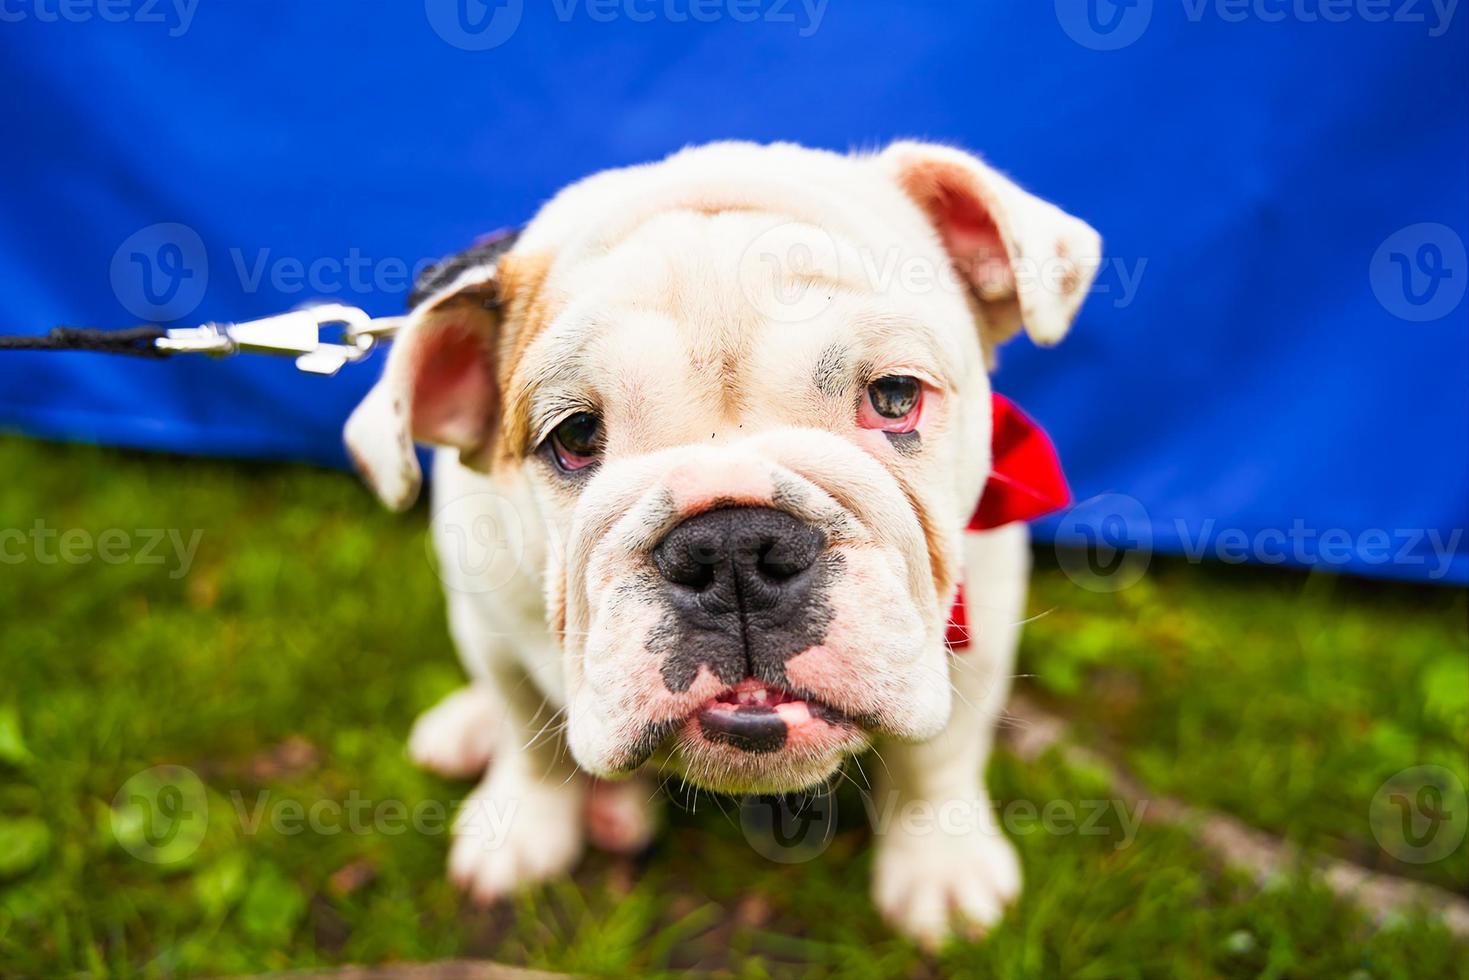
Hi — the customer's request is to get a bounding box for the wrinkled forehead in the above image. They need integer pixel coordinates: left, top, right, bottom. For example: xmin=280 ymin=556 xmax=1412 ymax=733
xmin=513 ymin=209 xmax=968 ymax=453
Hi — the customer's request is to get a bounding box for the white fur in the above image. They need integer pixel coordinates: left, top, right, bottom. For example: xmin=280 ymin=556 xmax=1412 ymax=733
xmin=345 ymin=141 xmax=1099 ymax=946
xmin=871 ymin=523 xmax=1031 ymax=948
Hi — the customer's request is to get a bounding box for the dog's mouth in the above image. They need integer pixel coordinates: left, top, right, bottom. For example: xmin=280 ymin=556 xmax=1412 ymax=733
xmin=618 ymin=679 xmax=870 ymax=792
xmin=694 ymin=678 xmax=851 ymax=754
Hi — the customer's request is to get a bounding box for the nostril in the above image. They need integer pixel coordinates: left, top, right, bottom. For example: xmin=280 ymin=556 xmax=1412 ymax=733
xmin=680 ymin=557 xmax=718 ymax=590
xmin=755 ymin=541 xmax=813 ymax=582
xmin=654 ymin=546 xmax=718 ymax=590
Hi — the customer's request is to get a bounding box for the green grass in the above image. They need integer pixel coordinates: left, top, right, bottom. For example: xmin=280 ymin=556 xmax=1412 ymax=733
xmin=0 ymin=436 xmax=1464 ymax=978
xmin=1024 ymin=556 xmax=1469 ymax=893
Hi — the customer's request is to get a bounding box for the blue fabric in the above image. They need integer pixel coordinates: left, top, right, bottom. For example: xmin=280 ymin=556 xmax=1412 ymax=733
xmin=1 ymin=1 xmax=1464 ymax=583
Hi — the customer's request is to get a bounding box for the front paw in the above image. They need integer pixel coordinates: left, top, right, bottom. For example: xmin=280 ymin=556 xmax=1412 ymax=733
xmin=449 ymin=761 xmax=586 ymax=904
xmin=871 ymin=816 xmax=1022 ymax=951
xmin=409 ymin=683 xmax=502 ymax=780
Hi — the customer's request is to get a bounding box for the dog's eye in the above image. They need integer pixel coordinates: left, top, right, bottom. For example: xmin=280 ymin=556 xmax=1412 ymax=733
xmin=549 ymin=412 xmax=603 ymax=472
xmin=860 ymin=375 xmax=923 ymax=432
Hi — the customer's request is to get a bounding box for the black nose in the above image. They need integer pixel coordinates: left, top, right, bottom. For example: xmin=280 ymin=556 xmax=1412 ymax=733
xmin=654 ymin=506 xmax=822 ymax=593
xmin=650 ymin=507 xmax=832 ymax=692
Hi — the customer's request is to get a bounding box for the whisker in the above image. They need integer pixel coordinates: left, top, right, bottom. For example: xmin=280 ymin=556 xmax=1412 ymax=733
xmin=1012 ymin=606 xmax=1057 ymax=627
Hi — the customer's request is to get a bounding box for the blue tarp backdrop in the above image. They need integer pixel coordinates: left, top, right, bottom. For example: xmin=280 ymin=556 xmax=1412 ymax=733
xmin=1 ymin=1 xmax=1465 ymax=583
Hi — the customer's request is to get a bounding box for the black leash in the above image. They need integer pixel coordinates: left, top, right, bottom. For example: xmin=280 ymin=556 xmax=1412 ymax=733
xmin=0 ymin=325 xmax=170 ymax=357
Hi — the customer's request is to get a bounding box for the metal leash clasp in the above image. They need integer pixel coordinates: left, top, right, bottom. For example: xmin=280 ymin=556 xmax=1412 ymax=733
xmin=156 ymin=304 xmax=406 ymax=375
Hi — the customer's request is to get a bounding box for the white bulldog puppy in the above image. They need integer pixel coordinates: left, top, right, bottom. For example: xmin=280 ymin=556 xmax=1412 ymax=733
xmin=345 ymin=140 xmax=1100 ymax=947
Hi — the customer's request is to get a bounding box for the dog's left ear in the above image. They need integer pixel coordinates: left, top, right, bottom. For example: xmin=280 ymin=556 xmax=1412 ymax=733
xmin=344 ymin=247 xmax=511 ymax=511
xmin=878 ymin=141 xmax=1101 ymax=350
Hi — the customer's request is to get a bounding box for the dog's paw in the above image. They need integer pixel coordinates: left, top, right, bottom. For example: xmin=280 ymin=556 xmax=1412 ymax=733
xmin=408 ymin=683 xmax=502 ymax=779
xmin=585 ymin=777 xmax=659 ymax=854
xmin=872 ymin=822 xmax=1022 ymax=951
xmin=448 ymin=762 xmax=586 ymax=904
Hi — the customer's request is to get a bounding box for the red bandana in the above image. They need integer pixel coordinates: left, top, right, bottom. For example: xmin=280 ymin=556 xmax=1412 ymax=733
xmin=945 ymin=393 xmax=1070 ymax=650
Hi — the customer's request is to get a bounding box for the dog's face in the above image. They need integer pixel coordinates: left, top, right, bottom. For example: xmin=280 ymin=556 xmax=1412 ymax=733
xmin=347 ymin=142 xmax=1099 ymax=793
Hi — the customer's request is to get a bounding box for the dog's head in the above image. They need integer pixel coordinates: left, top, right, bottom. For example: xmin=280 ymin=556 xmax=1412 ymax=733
xmin=346 ymin=142 xmax=1099 ymax=793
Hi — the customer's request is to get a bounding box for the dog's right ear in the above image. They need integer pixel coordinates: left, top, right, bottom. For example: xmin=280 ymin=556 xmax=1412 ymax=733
xmin=344 ymin=237 xmax=519 ymax=511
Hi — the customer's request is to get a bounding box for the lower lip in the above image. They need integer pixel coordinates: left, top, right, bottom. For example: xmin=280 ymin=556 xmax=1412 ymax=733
xmin=692 ymin=684 xmax=848 ymax=754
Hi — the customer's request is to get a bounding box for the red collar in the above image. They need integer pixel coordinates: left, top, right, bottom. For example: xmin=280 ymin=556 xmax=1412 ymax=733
xmin=946 ymin=393 xmax=1069 ymax=650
